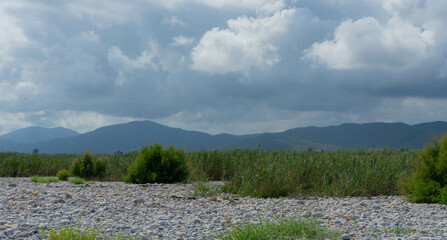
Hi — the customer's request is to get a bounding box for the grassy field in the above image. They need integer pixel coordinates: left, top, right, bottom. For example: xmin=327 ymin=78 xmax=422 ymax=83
xmin=0 ymin=149 xmax=419 ymax=198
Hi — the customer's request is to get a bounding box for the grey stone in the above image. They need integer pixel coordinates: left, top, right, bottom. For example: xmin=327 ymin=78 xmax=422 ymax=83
xmin=313 ymin=212 xmax=323 ymax=218
xmin=341 ymin=234 xmax=351 ymax=239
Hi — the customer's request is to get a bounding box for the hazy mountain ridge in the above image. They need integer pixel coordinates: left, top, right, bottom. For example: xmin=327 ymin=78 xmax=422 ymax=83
xmin=0 ymin=121 xmax=446 ymax=154
xmin=0 ymin=126 xmax=79 ymax=144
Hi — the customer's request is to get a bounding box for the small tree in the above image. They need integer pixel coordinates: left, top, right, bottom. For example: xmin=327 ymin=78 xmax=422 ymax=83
xmin=123 ymin=144 xmax=189 ymax=184
xmin=401 ymin=135 xmax=447 ymax=204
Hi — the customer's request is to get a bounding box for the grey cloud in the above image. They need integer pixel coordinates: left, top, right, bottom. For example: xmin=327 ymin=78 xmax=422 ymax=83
xmin=0 ymin=0 xmax=447 ymax=135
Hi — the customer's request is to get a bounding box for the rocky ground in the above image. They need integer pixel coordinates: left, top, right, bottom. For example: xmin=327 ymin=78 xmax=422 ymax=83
xmin=1 ymin=178 xmax=447 ymax=239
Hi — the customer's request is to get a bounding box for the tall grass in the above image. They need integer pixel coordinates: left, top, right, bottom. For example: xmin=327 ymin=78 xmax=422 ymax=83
xmin=0 ymin=152 xmax=74 ymax=177
xmin=0 ymin=151 xmax=137 ymax=181
xmin=1 ymin=149 xmax=419 ymax=198
xmin=188 ymin=149 xmax=418 ymax=198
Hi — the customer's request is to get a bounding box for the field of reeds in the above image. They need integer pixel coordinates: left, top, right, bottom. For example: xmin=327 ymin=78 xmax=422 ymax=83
xmin=0 ymin=149 xmax=419 ymax=198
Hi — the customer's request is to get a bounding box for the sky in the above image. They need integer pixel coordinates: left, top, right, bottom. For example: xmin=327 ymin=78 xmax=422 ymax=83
xmin=1 ymin=0 xmax=447 ymax=135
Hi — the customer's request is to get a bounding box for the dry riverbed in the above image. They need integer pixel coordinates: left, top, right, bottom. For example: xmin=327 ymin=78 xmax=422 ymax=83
xmin=1 ymin=178 xmax=446 ymax=239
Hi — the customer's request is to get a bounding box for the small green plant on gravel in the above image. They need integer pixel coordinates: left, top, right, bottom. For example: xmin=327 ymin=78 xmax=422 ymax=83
xmin=30 ymin=176 xmax=59 ymax=183
xmin=40 ymin=222 xmax=145 ymax=240
xmin=41 ymin=223 xmax=102 ymax=240
xmin=70 ymin=151 xmax=107 ymax=180
xmin=217 ymin=215 xmax=339 ymax=240
xmin=191 ymin=181 xmax=223 ymax=197
xmin=401 ymin=135 xmax=447 ymax=204
xmin=384 ymin=224 xmax=414 ymax=234
xmin=56 ymin=169 xmax=70 ymax=181
xmin=70 ymin=177 xmax=86 ymax=184
xmin=69 ymin=177 xmax=95 ymax=185
xmin=123 ymin=144 xmax=189 ymax=184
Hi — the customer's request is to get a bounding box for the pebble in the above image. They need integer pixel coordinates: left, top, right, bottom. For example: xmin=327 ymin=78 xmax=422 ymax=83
xmin=1 ymin=178 xmax=447 ymax=239
xmin=341 ymin=233 xmax=351 ymax=239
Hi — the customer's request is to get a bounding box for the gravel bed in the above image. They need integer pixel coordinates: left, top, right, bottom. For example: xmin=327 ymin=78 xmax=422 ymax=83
xmin=1 ymin=178 xmax=447 ymax=239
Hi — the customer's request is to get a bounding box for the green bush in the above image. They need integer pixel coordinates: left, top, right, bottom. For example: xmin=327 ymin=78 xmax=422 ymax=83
xmin=123 ymin=144 xmax=189 ymax=184
xmin=402 ymin=135 xmax=447 ymax=203
xmin=70 ymin=151 xmax=107 ymax=180
xmin=56 ymin=169 xmax=70 ymax=181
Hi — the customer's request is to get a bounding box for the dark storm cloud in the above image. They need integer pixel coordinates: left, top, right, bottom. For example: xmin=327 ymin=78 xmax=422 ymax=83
xmin=0 ymin=0 xmax=446 ymax=135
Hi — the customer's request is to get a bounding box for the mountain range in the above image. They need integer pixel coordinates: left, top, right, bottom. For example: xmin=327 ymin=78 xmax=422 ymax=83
xmin=0 ymin=121 xmax=446 ymax=154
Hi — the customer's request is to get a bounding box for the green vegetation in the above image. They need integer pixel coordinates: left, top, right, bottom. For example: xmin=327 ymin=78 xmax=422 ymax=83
xmin=40 ymin=222 xmax=145 ymax=240
xmin=401 ymin=135 xmax=447 ymax=204
xmin=189 ymin=149 xmax=417 ymax=198
xmin=30 ymin=176 xmax=59 ymax=183
xmin=1 ymin=146 xmax=419 ymax=198
xmin=385 ymin=224 xmax=414 ymax=234
xmin=0 ymin=152 xmax=74 ymax=177
xmin=56 ymin=169 xmax=70 ymax=181
xmin=123 ymin=144 xmax=189 ymax=184
xmin=217 ymin=215 xmax=339 ymax=240
xmin=69 ymin=177 xmax=95 ymax=184
xmin=70 ymin=151 xmax=107 ymax=180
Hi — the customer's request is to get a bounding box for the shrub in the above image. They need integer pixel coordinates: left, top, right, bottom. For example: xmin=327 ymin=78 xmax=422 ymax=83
xmin=123 ymin=144 xmax=188 ymax=184
xmin=56 ymin=169 xmax=70 ymax=181
xmin=70 ymin=151 xmax=107 ymax=180
xmin=401 ymin=135 xmax=447 ymax=203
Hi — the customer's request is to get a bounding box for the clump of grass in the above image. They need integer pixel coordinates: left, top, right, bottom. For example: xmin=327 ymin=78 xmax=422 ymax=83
xmin=191 ymin=181 xmax=223 ymax=197
xmin=40 ymin=222 xmax=145 ymax=240
xmin=217 ymin=215 xmax=339 ymax=240
xmin=69 ymin=177 xmax=95 ymax=185
xmin=384 ymin=224 xmax=414 ymax=234
xmin=30 ymin=176 xmax=59 ymax=183
xmin=41 ymin=223 xmax=102 ymax=240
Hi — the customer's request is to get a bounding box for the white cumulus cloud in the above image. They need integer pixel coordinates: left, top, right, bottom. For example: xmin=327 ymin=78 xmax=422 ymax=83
xmin=304 ymin=16 xmax=431 ymax=70
xmin=190 ymin=8 xmax=296 ymax=75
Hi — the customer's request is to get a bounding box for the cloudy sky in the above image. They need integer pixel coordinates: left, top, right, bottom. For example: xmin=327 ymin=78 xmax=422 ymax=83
xmin=1 ymin=0 xmax=447 ymax=135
